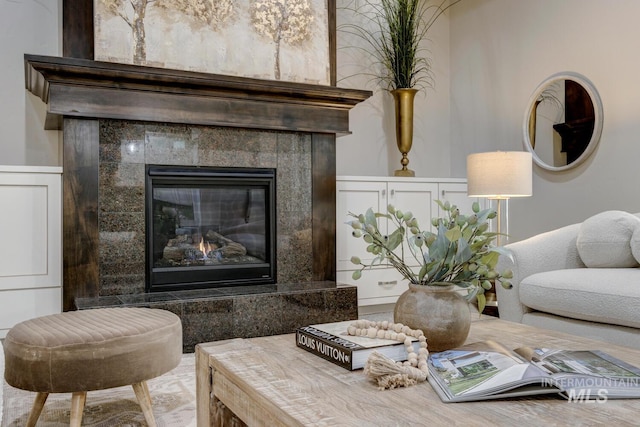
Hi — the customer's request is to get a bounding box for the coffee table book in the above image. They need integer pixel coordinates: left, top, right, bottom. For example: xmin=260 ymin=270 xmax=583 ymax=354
xmin=295 ymin=320 xmax=420 ymax=370
xmin=428 ymin=340 xmax=640 ymax=402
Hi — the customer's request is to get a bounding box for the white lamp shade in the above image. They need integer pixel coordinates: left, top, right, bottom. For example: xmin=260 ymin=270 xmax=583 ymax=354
xmin=467 ymin=151 xmax=533 ymax=198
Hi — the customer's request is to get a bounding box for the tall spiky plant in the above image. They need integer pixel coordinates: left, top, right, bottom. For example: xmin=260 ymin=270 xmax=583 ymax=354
xmin=341 ymin=0 xmax=461 ymax=91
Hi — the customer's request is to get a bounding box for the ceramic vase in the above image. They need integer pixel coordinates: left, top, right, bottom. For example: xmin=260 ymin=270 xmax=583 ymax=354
xmin=394 ymin=283 xmax=471 ymax=351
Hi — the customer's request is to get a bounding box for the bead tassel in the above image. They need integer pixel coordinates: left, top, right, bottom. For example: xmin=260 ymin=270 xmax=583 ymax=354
xmin=347 ymin=320 xmax=429 ymax=390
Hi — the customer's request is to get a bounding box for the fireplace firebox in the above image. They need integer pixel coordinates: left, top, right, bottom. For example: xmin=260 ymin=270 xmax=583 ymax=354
xmin=146 ymin=165 xmax=276 ymax=292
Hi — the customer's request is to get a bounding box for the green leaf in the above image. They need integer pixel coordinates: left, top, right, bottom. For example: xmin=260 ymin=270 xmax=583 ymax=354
xmin=352 ymin=270 xmax=362 ymax=280
xmin=445 ymin=226 xmax=462 ymax=242
xmin=418 ymin=263 xmax=428 ymax=282
xmin=476 ymin=292 xmax=486 ymax=314
xmin=454 ymin=238 xmax=473 ymax=265
xmin=432 ymin=266 xmax=450 ymax=282
xmin=462 ymin=226 xmax=474 ymax=241
xmin=425 ymin=260 xmax=441 ymax=280
xmin=372 ymin=255 xmax=385 ymax=266
xmin=386 ymin=228 xmax=404 ymax=251
xmin=364 ymin=208 xmax=377 ymax=228
xmin=481 ymin=251 xmax=501 ymax=269
xmin=429 ymin=224 xmax=449 ymax=260
xmin=475 ymin=208 xmax=494 ymax=224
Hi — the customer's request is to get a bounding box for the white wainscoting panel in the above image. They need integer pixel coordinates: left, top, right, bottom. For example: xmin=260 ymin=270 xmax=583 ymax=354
xmin=0 ymin=166 xmax=62 ymax=336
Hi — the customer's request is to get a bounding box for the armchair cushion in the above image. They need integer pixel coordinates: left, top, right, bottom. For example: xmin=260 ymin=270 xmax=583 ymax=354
xmin=520 ymin=268 xmax=640 ymax=329
xmin=576 ymin=210 xmax=640 ymax=268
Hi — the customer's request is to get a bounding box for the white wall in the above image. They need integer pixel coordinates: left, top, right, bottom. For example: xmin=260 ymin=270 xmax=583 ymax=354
xmin=0 ymin=0 xmax=61 ymax=166
xmin=450 ymin=0 xmax=640 ymax=241
xmin=336 ymin=0 xmax=453 ymax=178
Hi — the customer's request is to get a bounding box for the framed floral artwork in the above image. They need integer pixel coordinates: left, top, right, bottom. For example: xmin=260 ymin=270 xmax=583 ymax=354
xmin=94 ymin=0 xmax=331 ymax=85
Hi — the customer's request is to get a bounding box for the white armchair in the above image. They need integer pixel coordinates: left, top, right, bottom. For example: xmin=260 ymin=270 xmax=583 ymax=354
xmin=496 ymin=211 xmax=640 ymax=349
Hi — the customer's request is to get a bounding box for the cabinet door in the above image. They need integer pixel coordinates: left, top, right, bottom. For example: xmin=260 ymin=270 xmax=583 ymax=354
xmin=336 ymin=181 xmax=387 ymax=271
xmin=0 ymin=172 xmax=61 ymax=290
xmin=438 ymin=182 xmax=484 ymax=217
xmin=0 ymin=169 xmax=62 ymax=338
xmin=388 ymin=182 xmax=437 ymax=225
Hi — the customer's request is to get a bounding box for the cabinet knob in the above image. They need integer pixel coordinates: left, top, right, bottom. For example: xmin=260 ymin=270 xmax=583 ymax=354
xmin=390 ymin=189 xmax=395 ymax=196
xmin=381 ymin=189 xmax=386 ymax=197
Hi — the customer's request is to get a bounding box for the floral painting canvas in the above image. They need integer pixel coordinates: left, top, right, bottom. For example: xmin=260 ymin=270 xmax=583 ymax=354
xmin=94 ymin=0 xmax=330 ymax=85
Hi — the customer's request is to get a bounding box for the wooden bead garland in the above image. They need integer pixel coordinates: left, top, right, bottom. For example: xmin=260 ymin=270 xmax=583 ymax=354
xmin=347 ymin=319 xmax=429 ymax=390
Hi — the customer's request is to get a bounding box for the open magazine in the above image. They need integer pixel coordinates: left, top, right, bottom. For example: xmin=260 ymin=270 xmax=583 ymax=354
xmin=427 ymin=340 xmax=640 ymax=402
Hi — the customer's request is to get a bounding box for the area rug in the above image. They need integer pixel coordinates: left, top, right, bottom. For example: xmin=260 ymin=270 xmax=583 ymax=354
xmin=1 ymin=345 xmax=196 ymax=427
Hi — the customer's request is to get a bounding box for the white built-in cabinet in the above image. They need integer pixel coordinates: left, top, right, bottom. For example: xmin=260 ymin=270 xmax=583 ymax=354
xmin=0 ymin=166 xmax=62 ymax=338
xmin=336 ymin=176 xmax=483 ymax=307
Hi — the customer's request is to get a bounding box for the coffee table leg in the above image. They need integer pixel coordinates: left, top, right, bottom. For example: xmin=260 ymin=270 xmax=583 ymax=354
xmin=212 ymin=396 xmax=247 ymax=427
xmin=196 ymin=341 xmax=248 ymax=427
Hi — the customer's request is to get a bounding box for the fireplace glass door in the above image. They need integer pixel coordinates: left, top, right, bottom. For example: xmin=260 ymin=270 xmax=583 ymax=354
xmin=146 ymin=166 xmax=276 ymax=292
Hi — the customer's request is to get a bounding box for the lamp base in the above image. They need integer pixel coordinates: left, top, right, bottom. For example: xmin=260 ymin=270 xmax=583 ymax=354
xmin=393 ymin=169 xmax=415 ymax=177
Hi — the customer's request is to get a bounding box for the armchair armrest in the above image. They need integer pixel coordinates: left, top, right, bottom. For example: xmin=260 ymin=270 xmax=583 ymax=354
xmin=496 ymin=222 xmax=585 ymax=322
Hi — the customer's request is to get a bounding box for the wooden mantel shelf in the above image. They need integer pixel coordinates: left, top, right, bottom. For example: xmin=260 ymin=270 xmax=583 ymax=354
xmin=25 ymin=54 xmax=372 ymax=134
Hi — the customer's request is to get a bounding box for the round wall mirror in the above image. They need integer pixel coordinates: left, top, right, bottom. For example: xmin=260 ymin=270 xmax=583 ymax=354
xmin=522 ymin=72 xmax=603 ymax=171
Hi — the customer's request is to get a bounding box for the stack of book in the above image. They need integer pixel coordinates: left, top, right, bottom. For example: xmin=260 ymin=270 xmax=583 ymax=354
xmin=295 ymin=320 xmax=420 ymax=371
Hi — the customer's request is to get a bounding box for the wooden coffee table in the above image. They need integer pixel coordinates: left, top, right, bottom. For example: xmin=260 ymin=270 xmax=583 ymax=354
xmin=196 ymin=318 xmax=640 ymax=426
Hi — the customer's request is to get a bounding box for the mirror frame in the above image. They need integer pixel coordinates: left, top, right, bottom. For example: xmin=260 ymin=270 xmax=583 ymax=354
xmin=522 ymin=71 xmax=603 ymax=172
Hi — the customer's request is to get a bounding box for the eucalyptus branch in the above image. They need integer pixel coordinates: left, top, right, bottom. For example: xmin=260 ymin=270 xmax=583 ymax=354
xmin=347 ymin=201 xmax=513 ymax=313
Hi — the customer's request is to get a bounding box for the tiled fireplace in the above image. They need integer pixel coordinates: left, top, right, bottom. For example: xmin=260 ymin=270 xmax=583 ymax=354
xmin=25 ymin=55 xmax=371 ymax=351
xmin=98 ymin=121 xmax=310 ymax=295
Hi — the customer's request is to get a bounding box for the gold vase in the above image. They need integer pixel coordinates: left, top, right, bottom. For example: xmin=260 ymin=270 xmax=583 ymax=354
xmin=391 ymin=88 xmax=418 ymax=177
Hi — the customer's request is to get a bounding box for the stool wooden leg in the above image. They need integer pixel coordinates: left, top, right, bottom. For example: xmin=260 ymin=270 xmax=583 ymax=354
xmin=26 ymin=392 xmax=49 ymax=427
xmin=132 ymin=381 xmax=157 ymax=427
xmin=69 ymin=391 xmax=87 ymax=427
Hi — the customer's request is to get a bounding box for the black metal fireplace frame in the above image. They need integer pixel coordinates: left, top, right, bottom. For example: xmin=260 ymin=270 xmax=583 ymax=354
xmin=145 ymin=165 xmax=277 ymax=292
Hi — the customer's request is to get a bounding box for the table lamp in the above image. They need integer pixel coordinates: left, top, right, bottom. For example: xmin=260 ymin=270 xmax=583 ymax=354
xmin=466 ymin=151 xmax=533 ymax=246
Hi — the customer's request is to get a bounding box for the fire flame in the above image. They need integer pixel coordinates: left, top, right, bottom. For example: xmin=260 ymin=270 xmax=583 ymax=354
xmin=199 ymin=237 xmax=213 ymax=258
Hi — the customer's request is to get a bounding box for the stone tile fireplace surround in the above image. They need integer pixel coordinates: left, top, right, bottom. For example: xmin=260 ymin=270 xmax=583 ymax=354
xmin=25 ymin=55 xmax=371 ymax=351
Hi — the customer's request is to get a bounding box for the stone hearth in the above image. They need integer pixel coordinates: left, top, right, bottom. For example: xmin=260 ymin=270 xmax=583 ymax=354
xmin=25 ymin=55 xmax=370 ymax=351
xmin=77 ymin=282 xmax=357 ymax=352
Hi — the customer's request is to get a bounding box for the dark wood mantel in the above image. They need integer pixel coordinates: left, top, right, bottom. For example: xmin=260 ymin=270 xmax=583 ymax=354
xmin=25 ymin=54 xmax=371 ymax=134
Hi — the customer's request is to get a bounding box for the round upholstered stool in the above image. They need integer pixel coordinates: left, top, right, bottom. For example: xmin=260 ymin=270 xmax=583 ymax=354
xmin=3 ymin=307 xmax=182 ymax=427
